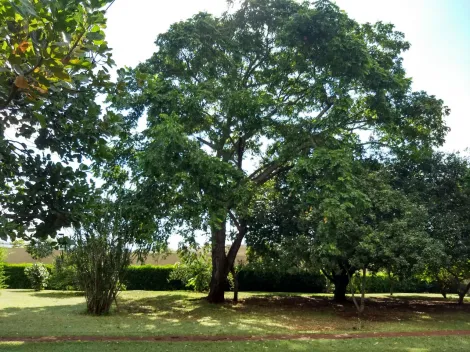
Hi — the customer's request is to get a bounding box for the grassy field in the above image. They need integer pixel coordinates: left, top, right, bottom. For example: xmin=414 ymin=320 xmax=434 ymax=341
xmin=0 ymin=289 xmax=469 ymax=351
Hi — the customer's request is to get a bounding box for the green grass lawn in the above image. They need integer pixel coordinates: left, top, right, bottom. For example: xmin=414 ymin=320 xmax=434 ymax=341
xmin=1 ymin=337 xmax=470 ymax=352
xmin=0 ymin=289 xmax=469 ymax=339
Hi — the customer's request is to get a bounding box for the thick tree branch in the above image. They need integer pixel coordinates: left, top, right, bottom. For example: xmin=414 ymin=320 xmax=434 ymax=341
xmin=321 ymin=268 xmax=334 ymax=283
xmin=316 ymin=102 xmax=333 ymax=120
xmin=249 ymin=161 xmax=278 ymax=182
xmin=226 ymin=219 xmax=247 ymax=268
xmin=197 ymin=137 xmax=217 ymax=150
xmin=228 ymin=210 xmax=240 ymax=232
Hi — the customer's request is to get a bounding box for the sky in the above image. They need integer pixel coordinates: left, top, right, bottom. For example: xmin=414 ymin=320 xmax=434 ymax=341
xmin=104 ymin=0 xmax=470 ymax=248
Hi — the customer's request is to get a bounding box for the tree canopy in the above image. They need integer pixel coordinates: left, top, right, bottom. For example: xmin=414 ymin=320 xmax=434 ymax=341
xmin=0 ymin=0 xmax=117 ymax=240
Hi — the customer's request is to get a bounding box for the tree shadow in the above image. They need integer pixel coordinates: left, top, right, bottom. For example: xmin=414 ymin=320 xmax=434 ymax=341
xmin=2 ymin=290 xmax=470 ymax=339
xmin=31 ymin=291 xmax=84 ymax=299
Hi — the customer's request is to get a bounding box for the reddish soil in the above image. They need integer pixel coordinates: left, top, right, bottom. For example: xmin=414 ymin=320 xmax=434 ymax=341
xmin=1 ymin=330 xmax=470 ymax=343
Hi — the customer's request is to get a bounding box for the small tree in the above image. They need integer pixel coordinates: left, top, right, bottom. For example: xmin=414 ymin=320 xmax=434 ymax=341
xmin=24 ymin=263 xmax=50 ymax=291
xmin=70 ymin=196 xmax=158 ymax=315
xmin=71 ymin=218 xmax=130 ymax=314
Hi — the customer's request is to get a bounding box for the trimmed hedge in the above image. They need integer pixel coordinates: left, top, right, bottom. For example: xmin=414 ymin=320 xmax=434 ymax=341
xmin=348 ymin=273 xmax=458 ymax=294
xmin=2 ymin=263 xmax=453 ymax=294
xmin=238 ymin=270 xmax=326 ymax=293
xmin=124 ymin=265 xmax=184 ymax=290
xmin=4 ymin=263 xmax=52 ymax=289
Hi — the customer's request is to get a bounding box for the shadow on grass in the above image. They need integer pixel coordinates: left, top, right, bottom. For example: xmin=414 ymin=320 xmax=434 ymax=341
xmin=31 ymin=291 xmax=84 ymax=299
xmin=2 ymin=290 xmax=470 ymax=339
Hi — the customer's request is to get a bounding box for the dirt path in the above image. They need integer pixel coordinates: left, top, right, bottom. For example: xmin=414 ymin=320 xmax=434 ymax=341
xmin=1 ymin=330 xmax=470 ymax=343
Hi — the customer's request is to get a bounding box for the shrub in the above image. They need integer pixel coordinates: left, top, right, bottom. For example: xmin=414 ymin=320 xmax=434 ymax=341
xmin=169 ymin=245 xmax=212 ymax=292
xmin=48 ymin=253 xmax=80 ymax=291
xmin=71 ymin=231 xmax=130 ymax=315
xmin=24 ymin=263 xmax=50 ymax=291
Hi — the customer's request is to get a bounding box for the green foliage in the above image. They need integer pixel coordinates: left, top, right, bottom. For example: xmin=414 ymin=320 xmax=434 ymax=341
xmin=0 ymin=0 xmax=117 ymax=241
xmin=25 ymin=240 xmax=54 ymax=260
xmin=69 ymin=199 xmax=143 ymax=315
xmin=2 ymin=262 xmax=453 ymax=294
xmin=238 ymin=269 xmax=326 ymax=293
xmin=4 ymin=264 xmax=36 ymax=288
xmin=24 ymin=262 xmax=50 ymax=291
xmin=347 ymin=272 xmax=447 ymax=294
xmin=169 ymin=245 xmax=212 ymax=292
xmin=392 ymin=152 xmax=470 ymax=303
xmin=111 ymin=0 xmax=448 ymax=302
xmin=0 ymin=0 xmax=114 ymax=105
xmin=11 ymin=239 xmax=25 ymax=248
xmin=48 ymin=253 xmax=79 ymax=290
xmin=0 ymin=247 xmax=7 ymax=289
xmin=248 ymin=153 xmax=436 ymax=305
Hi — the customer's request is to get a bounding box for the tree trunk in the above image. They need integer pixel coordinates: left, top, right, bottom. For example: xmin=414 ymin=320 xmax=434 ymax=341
xmin=231 ymin=266 xmax=239 ymax=303
xmin=208 ymin=225 xmax=228 ymax=304
xmin=333 ymin=270 xmax=350 ymax=302
xmin=387 ymin=269 xmax=394 ymax=296
xmin=207 ymin=216 xmax=247 ymax=304
xmin=351 ymin=267 xmax=367 ymax=314
xmin=458 ymin=282 xmax=470 ymax=305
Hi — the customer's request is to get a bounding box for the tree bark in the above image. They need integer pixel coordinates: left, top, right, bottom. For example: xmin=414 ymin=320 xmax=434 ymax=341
xmin=441 ymin=290 xmax=447 ymax=299
xmin=231 ymin=266 xmax=239 ymax=303
xmin=208 ymin=225 xmax=228 ymax=303
xmin=458 ymin=282 xmax=470 ymax=305
xmin=387 ymin=269 xmax=394 ymax=296
xmin=207 ymin=215 xmax=247 ymax=304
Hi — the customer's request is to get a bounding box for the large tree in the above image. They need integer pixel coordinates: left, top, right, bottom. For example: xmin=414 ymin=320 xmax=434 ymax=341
xmin=1 ymin=0 xmax=117 ymax=240
xmin=113 ymin=0 xmax=448 ymax=302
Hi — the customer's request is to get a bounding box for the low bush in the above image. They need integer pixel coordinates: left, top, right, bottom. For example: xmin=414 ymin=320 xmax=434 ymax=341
xmin=25 ymin=263 xmax=50 ymax=291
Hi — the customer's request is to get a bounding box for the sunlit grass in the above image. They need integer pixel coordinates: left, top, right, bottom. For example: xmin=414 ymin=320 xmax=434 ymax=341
xmin=0 ymin=289 xmax=468 ymax=338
